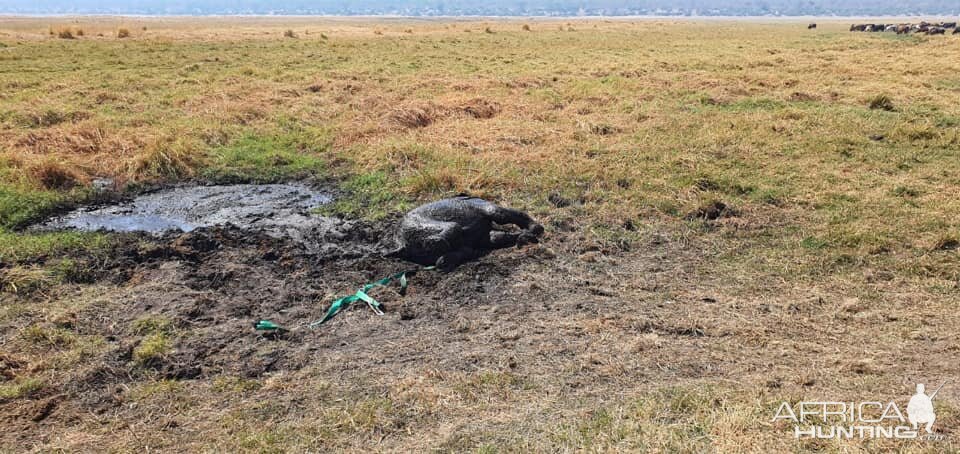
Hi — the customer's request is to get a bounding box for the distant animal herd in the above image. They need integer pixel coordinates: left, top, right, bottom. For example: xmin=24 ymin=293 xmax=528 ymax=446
xmin=846 ymin=21 xmax=959 ymax=35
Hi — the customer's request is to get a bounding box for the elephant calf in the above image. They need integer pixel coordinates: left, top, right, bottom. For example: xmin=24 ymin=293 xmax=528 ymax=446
xmin=393 ymin=196 xmax=544 ymax=270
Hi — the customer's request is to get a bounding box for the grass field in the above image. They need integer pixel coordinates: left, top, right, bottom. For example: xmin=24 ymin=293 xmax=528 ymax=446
xmin=1 ymin=17 xmax=960 ymax=452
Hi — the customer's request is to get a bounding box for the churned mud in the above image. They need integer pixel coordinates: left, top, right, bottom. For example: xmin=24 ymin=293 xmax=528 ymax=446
xmin=34 ymin=183 xmax=378 ymax=254
xmin=38 ymin=183 xmax=333 ymax=236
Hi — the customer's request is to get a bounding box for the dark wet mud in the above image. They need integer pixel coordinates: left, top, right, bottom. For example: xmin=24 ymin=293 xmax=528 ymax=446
xmin=14 ymin=225 xmax=560 ymax=421
xmin=38 ymin=183 xmax=333 ymax=236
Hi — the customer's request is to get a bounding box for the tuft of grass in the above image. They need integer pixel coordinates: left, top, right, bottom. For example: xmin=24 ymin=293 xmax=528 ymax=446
xmin=127 ymin=136 xmax=201 ymax=181
xmin=891 ymin=186 xmax=920 ymax=198
xmin=56 ymin=29 xmax=75 ymax=39
xmin=405 ymin=168 xmax=460 ymax=194
xmin=128 ymin=379 xmax=184 ymax=401
xmin=0 ymin=266 xmax=55 ymax=294
xmin=49 ymin=257 xmax=98 ymax=284
xmin=21 ymin=325 xmax=76 ymax=348
xmin=460 ymin=98 xmax=501 ymax=119
xmin=453 ymin=371 xmax=529 ymax=401
xmin=0 ymin=377 xmax=44 ymax=400
xmin=213 ymin=376 xmax=262 ymax=393
xmin=585 ymin=122 xmax=620 ymax=136
xmin=133 ymin=333 xmax=172 ymax=366
xmin=131 ymin=316 xmax=173 ymax=336
xmin=116 ymin=28 xmax=130 ymax=38
xmin=892 ymin=123 xmax=940 ymax=141
xmin=522 ymin=24 xmax=531 ymax=31
xmin=30 ymin=160 xmax=87 ymax=190
xmin=868 ymin=94 xmax=895 ymax=111
xmin=389 ymin=106 xmax=438 ymax=129
xmin=14 ymin=108 xmax=81 ymax=128
xmin=283 ymin=29 xmax=297 ymax=38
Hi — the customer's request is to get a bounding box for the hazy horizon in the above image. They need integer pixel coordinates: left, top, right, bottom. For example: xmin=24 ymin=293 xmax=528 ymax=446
xmin=3 ymin=1 xmax=959 ymax=17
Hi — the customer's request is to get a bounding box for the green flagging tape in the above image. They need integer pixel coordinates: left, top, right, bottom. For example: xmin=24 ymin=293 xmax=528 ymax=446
xmin=254 ymin=320 xmax=282 ymax=331
xmin=309 ymin=266 xmax=435 ymax=328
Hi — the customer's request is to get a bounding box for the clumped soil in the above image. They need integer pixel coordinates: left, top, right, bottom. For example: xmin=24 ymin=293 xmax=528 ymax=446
xmin=1 ymin=216 xmax=591 ymax=442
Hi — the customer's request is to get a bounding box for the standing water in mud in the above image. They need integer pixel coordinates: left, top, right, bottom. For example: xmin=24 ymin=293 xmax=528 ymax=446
xmin=37 ymin=184 xmax=334 ymax=236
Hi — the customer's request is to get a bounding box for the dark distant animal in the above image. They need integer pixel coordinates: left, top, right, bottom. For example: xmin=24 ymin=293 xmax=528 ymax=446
xmin=392 ymin=196 xmax=544 ymax=271
xmin=808 ymin=23 xmax=817 ymax=29
xmin=896 ymin=24 xmax=911 ymax=34
xmin=850 ymin=24 xmax=867 ymax=32
xmin=940 ymin=22 xmax=956 ymax=29
xmin=927 ymin=27 xmax=946 ymax=35
xmin=955 ymin=28 xmax=960 ymax=34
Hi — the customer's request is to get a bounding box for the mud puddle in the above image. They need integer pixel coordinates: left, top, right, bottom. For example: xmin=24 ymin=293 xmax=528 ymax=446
xmin=38 ymin=183 xmax=336 ymax=236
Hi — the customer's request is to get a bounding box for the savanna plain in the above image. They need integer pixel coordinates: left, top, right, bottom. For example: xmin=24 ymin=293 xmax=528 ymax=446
xmin=1 ymin=16 xmax=959 ymax=452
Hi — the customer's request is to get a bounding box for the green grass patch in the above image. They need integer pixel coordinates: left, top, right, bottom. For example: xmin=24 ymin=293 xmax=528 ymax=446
xmin=0 ymin=230 xmax=115 ymax=265
xmin=318 ymin=171 xmax=409 ymax=220
xmin=20 ymin=325 xmax=76 ymax=348
xmin=934 ymin=78 xmax=960 ymax=91
xmin=550 ymin=385 xmax=754 ymax=451
xmin=132 ymin=316 xmax=174 ymax=336
xmin=133 ymin=332 xmax=173 ymax=366
xmin=0 ymin=377 xmax=45 ymax=400
xmin=128 ymin=380 xmax=187 ymax=402
xmin=212 ymin=376 xmax=262 ymax=394
xmin=800 ymin=236 xmax=830 ymax=250
xmin=0 ymin=184 xmax=63 ymax=230
xmin=202 ymin=128 xmax=330 ymax=183
xmin=0 ymin=231 xmax=116 ymax=293
xmin=48 ymin=257 xmax=98 ymax=284
xmin=730 ymin=97 xmax=786 ymax=111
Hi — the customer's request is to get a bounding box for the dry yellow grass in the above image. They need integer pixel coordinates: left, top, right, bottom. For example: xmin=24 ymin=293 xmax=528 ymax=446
xmin=1 ymin=16 xmax=959 ymax=452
